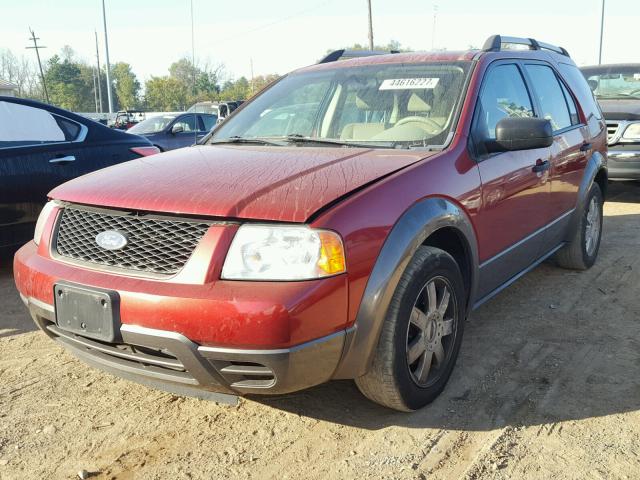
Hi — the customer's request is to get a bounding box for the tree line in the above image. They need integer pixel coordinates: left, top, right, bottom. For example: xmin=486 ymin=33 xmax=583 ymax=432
xmin=0 ymin=46 xmax=279 ymax=112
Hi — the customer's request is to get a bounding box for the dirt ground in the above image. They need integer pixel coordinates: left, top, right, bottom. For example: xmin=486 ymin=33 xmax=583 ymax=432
xmin=1 ymin=182 xmax=639 ymax=480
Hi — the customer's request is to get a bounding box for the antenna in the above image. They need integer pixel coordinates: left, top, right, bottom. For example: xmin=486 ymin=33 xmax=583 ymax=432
xmin=26 ymin=27 xmax=49 ymax=103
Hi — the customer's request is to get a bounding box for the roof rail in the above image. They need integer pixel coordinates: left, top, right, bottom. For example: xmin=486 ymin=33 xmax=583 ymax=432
xmin=482 ymin=35 xmax=570 ymax=57
xmin=318 ymin=49 xmax=399 ymax=64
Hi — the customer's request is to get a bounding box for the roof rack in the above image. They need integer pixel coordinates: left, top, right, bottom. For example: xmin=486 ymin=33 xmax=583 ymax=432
xmin=482 ymin=35 xmax=570 ymax=57
xmin=318 ymin=49 xmax=399 ymax=64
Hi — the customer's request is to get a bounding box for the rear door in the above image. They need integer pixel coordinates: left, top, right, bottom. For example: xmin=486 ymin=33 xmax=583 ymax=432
xmin=0 ymin=100 xmax=88 ymax=246
xmin=470 ymin=62 xmax=554 ymax=299
xmin=522 ymin=62 xmax=588 ymax=250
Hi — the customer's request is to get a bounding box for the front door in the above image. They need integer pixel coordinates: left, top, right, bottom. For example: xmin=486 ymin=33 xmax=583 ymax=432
xmin=469 ymin=62 xmax=554 ymax=300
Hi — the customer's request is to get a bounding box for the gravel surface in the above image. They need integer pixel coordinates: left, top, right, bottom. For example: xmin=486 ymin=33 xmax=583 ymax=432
xmin=1 ymin=182 xmax=639 ymax=480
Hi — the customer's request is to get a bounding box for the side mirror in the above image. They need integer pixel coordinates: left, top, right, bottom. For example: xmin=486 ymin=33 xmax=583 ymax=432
xmin=487 ymin=117 xmax=553 ymax=153
xmin=171 ymin=124 xmax=184 ymax=135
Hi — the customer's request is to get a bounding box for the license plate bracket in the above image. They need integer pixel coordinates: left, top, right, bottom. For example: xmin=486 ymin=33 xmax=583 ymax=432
xmin=53 ymin=282 xmax=121 ymax=342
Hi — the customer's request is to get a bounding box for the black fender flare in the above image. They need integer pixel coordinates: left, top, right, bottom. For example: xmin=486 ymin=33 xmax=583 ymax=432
xmin=332 ymin=197 xmax=479 ymax=379
xmin=566 ymin=150 xmax=607 ymax=240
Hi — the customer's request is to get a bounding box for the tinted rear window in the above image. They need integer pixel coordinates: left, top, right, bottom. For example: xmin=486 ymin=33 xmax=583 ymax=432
xmin=558 ymin=63 xmax=603 ymax=121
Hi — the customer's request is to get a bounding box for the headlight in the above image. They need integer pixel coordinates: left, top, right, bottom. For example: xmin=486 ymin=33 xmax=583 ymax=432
xmin=34 ymin=201 xmax=57 ymax=246
xmin=221 ymin=225 xmax=346 ymax=280
xmin=622 ymin=122 xmax=640 ymax=140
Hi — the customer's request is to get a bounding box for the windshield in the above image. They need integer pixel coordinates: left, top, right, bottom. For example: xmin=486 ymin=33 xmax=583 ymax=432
xmin=209 ymin=62 xmax=472 ymax=148
xmin=128 ymin=115 xmax=176 ymax=134
xmin=582 ymin=66 xmax=640 ymax=99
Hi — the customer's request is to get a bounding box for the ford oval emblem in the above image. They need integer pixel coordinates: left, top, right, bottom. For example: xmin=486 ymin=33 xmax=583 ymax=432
xmin=95 ymin=230 xmax=128 ymax=251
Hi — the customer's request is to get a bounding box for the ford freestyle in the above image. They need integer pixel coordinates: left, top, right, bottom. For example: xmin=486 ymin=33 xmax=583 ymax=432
xmin=14 ymin=35 xmax=608 ymax=411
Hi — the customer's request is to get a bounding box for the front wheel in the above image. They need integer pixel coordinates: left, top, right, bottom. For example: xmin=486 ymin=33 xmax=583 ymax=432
xmin=355 ymin=246 xmax=466 ymax=411
xmin=556 ymin=182 xmax=603 ymax=270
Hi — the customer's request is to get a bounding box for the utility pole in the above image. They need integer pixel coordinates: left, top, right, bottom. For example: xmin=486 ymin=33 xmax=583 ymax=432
xmin=431 ymin=4 xmax=438 ymax=51
xmin=367 ymin=0 xmax=374 ymax=50
xmin=101 ymin=0 xmax=114 ymax=114
xmin=598 ymin=0 xmax=605 ymax=64
xmin=95 ymin=31 xmax=103 ymax=113
xmin=26 ymin=28 xmax=49 ymax=103
xmin=190 ymin=0 xmax=196 ymax=95
xmin=92 ymin=67 xmax=99 ymax=112
xmin=250 ymin=58 xmax=254 ymax=95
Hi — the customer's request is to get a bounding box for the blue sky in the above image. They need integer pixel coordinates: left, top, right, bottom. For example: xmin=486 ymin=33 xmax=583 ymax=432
xmin=1 ymin=0 xmax=636 ymax=83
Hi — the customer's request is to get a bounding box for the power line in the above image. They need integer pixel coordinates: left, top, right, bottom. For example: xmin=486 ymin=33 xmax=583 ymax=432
xmin=26 ymin=27 xmax=49 ymax=103
xmin=216 ymin=0 xmax=336 ymax=43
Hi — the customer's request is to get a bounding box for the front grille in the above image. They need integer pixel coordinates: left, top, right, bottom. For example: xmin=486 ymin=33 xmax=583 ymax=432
xmin=606 ymin=121 xmax=620 ymax=143
xmin=55 ymin=207 xmax=210 ymax=275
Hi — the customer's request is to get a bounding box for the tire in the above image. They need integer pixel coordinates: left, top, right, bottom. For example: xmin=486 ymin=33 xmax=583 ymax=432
xmin=556 ymin=183 xmax=603 ymax=270
xmin=355 ymin=246 xmax=466 ymax=411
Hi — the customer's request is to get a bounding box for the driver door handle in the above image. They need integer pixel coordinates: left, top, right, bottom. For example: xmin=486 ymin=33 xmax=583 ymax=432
xmin=580 ymin=142 xmax=592 ymax=152
xmin=49 ymin=155 xmax=76 ymax=164
xmin=532 ymin=159 xmax=550 ymax=173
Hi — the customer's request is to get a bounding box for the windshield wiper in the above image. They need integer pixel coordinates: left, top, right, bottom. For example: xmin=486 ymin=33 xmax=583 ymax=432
xmin=208 ymin=136 xmax=286 ymax=146
xmin=283 ymin=134 xmax=394 ymax=149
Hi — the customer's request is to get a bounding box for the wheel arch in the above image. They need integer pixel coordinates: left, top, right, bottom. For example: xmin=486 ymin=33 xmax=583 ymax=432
xmin=566 ymin=150 xmax=607 ymax=240
xmin=333 ymin=196 xmax=479 ymax=379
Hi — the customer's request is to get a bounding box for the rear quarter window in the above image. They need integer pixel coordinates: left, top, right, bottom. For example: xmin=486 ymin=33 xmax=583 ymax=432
xmin=557 ymin=63 xmax=603 ymax=121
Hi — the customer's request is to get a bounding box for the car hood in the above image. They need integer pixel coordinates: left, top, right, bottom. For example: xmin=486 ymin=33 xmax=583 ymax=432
xmin=50 ymin=145 xmax=433 ymax=222
xmin=597 ymin=99 xmax=640 ymax=121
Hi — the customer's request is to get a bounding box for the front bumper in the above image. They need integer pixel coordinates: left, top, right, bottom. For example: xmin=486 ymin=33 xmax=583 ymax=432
xmin=22 ymin=294 xmax=349 ymax=396
xmin=608 ymin=149 xmax=640 ymax=180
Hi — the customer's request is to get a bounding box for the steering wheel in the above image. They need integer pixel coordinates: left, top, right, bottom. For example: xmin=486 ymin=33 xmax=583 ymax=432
xmin=628 ymin=88 xmax=640 ymax=96
xmin=395 ymin=116 xmax=442 ymax=132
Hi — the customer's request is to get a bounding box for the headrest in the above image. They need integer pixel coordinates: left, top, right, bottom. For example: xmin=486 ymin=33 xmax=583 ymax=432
xmin=407 ymin=92 xmax=432 ymax=113
xmin=355 ymin=89 xmax=394 ymax=110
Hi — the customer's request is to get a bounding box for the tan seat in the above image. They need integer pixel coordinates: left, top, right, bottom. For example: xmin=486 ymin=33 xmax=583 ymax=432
xmin=340 ymin=123 xmax=386 ymax=140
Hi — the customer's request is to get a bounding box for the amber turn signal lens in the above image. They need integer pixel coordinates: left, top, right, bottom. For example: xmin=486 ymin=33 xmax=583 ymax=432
xmin=317 ymin=231 xmax=346 ymax=275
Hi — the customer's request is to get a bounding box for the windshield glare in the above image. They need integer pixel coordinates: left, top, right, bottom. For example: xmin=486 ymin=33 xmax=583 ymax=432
xmin=128 ymin=115 xmax=176 ymax=134
xmin=209 ymin=62 xmax=471 ymax=148
xmin=582 ymin=67 xmax=640 ymax=99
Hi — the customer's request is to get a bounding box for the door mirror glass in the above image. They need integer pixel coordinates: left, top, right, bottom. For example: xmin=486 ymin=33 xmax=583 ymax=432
xmin=171 ymin=123 xmax=184 ymax=134
xmin=487 ymin=117 xmax=553 ymax=152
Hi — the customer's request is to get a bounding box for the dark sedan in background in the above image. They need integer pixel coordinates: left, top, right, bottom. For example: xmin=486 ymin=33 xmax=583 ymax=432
xmin=0 ymin=96 xmax=159 ymax=249
xmin=581 ymin=64 xmax=640 ymax=180
xmin=126 ymin=113 xmax=217 ymax=151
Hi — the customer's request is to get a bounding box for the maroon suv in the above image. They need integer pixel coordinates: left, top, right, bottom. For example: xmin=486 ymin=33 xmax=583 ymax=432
xmin=14 ymin=35 xmax=607 ymax=411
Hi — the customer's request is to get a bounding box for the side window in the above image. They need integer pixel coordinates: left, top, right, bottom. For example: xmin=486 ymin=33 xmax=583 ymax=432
xmin=559 ymin=81 xmax=579 ymax=125
xmin=200 ymin=115 xmax=217 ymax=131
xmin=173 ymin=115 xmax=197 ymax=132
xmin=474 ymin=64 xmax=534 ymax=142
xmin=525 ymin=64 xmax=572 ymax=132
xmin=558 ymin=63 xmax=603 ymax=121
xmin=56 ymin=116 xmax=82 ymax=141
xmin=0 ymin=101 xmax=80 ymax=148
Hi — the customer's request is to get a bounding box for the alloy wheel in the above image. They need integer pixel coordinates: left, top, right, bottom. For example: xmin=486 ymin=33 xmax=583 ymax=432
xmin=405 ymin=276 xmax=457 ymax=387
xmin=585 ymin=196 xmax=601 ymax=256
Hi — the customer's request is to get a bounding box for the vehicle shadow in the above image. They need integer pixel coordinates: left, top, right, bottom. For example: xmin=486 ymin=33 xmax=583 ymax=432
xmin=607 ymin=180 xmax=640 ymax=203
xmin=0 ymin=249 xmax=38 ymax=338
xmin=254 ymin=211 xmax=640 ymax=431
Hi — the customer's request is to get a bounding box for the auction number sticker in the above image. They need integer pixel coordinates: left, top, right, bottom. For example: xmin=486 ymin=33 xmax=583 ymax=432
xmin=379 ymin=78 xmax=440 ymax=90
